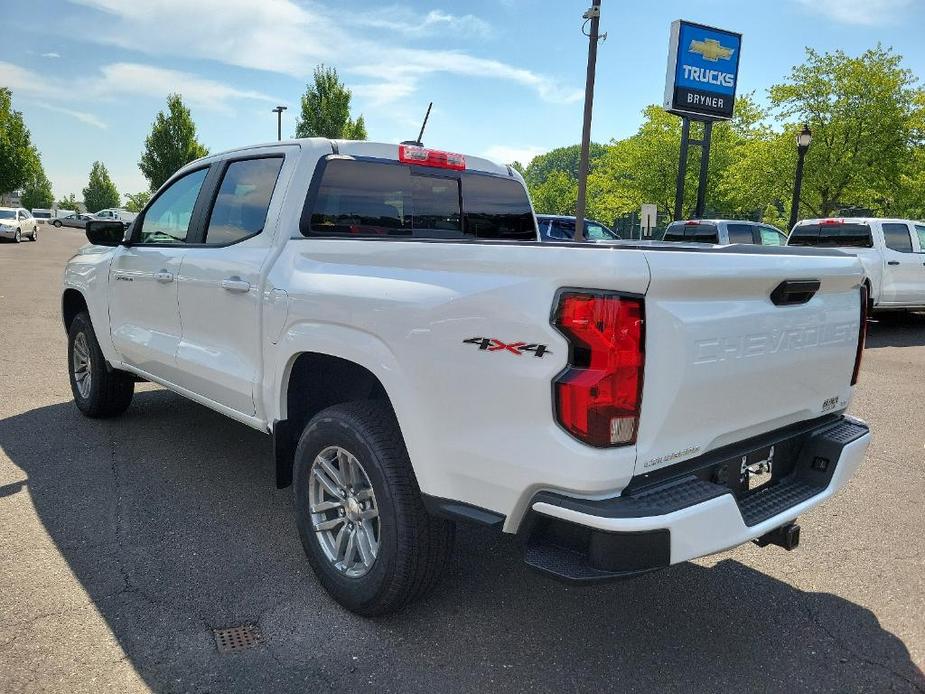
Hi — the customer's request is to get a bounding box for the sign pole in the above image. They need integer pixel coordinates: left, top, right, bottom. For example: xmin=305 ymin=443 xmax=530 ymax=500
xmin=574 ymin=0 xmax=602 ymax=243
xmin=694 ymin=120 xmax=713 ymax=218
xmin=673 ymin=117 xmax=691 ymax=220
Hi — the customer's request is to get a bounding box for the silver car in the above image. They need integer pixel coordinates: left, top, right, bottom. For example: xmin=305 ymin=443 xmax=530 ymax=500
xmin=0 ymin=207 xmax=38 ymax=242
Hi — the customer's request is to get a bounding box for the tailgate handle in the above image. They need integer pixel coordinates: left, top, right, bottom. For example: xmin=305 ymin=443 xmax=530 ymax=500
xmin=770 ymin=279 xmax=820 ymax=306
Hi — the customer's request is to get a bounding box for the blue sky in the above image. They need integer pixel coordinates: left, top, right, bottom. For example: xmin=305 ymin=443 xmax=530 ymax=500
xmin=2 ymin=0 xmax=924 ymax=200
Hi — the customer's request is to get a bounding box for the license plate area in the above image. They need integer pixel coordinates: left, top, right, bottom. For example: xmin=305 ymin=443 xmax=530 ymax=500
xmin=739 ymin=445 xmax=775 ymax=493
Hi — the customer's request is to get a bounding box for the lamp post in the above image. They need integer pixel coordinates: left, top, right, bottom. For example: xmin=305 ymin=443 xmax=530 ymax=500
xmin=788 ymin=124 xmax=812 ymax=231
xmin=272 ymin=106 xmax=287 ymax=142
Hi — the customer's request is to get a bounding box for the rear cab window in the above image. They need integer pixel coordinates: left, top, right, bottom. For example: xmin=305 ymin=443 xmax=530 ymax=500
xmin=303 ymin=158 xmax=535 ymax=241
xmin=725 ymin=223 xmax=755 ymax=244
xmin=788 ymin=222 xmax=873 ymax=248
xmin=663 ymin=222 xmax=719 ymax=244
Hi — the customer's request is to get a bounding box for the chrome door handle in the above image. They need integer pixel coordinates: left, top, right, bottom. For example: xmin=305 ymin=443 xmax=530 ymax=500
xmin=154 ymin=270 xmax=174 ymax=283
xmin=221 ymin=277 xmax=251 ymax=293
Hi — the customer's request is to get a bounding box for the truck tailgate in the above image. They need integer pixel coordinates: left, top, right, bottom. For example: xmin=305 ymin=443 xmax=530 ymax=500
xmin=635 ymin=247 xmax=864 ymax=476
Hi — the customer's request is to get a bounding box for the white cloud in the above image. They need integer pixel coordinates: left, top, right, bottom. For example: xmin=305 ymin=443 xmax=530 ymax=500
xmin=92 ymin=63 xmax=278 ymax=112
xmin=481 ymin=145 xmax=545 ymax=166
xmin=41 ymin=52 xmax=61 ymax=58
xmin=66 ymin=0 xmax=579 ymax=105
xmin=357 ymin=8 xmax=494 ymax=39
xmin=0 ymin=62 xmax=106 ymax=128
xmin=793 ymin=0 xmax=914 ymax=25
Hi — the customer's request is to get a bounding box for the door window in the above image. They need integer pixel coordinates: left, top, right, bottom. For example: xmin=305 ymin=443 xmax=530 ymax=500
xmin=135 ymin=168 xmax=208 ymax=244
xmin=726 ymin=224 xmax=755 ymax=244
xmin=882 ymin=223 xmax=913 ymax=253
xmin=914 ymin=224 xmax=925 ymax=250
xmin=759 ymin=226 xmax=785 ymax=246
xmin=204 ymin=157 xmax=284 ymax=245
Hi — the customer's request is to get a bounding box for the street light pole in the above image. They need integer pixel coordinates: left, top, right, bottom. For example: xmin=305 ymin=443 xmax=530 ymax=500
xmin=574 ymin=0 xmax=603 ymax=242
xmin=272 ymin=106 xmax=287 ymax=142
xmin=788 ymin=123 xmax=812 ymax=231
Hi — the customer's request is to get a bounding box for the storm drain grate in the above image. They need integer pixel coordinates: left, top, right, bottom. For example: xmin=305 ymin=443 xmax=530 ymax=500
xmin=213 ymin=624 xmax=262 ymax=654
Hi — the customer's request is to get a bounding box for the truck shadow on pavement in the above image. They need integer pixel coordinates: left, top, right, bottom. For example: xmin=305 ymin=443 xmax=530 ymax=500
xmin=866 ymin=311 xmax=925 ymax=349
xmin=1 ymin=390 xmax=923 ymax=693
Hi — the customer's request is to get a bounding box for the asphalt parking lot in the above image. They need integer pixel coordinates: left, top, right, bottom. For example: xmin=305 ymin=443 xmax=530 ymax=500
xmin=1 ymin=230 xmax=923 ymax=693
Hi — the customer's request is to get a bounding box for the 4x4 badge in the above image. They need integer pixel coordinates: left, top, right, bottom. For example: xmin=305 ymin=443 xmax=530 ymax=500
xmin=463 ymin=337 xmax=550 ymax=357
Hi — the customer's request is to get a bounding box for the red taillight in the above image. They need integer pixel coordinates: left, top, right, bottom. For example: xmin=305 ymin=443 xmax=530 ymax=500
xmin=820 ymin=218 xmax=843 ymax=225
xmin=553 ymin=292 xmax=645 ymax=447
xmin=852 ymin=285 xmax=868 ymax=385
xmin=398 ymin=144 xmax=466 ymax=170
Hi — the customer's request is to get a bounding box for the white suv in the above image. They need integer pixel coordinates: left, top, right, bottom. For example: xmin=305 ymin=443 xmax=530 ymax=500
xmin=0 ymin=207 xmax=38 ymax=242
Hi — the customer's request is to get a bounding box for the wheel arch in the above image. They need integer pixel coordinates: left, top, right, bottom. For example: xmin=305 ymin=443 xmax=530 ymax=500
xmin=275 ymin=351 xmax=398 ymax=489
xmin=62 ymin=288 xmax=89 ymax=334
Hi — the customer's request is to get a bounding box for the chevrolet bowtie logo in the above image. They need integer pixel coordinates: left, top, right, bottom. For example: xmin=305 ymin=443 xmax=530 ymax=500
xmin=689 ymin=38 xmax=734 ymax=62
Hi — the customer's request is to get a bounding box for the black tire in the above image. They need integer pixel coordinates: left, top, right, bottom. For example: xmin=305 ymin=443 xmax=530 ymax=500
xmin=32 ymin=227 xmax=38 ymax=241
xmin=14 ymin=228 xmax=21 ymax=243
xmin=67 ymin=311 xmax=135 ymax=418
xmin=293 ymin=401 xmax=455 ymax=616
xmin=53 ymin=219 xmax=62 ymax=228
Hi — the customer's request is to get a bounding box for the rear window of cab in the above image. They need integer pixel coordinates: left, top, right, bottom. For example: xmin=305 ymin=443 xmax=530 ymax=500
xmin=663 ymin=222 xmax=719 ymax=244
xmin=302 ymin=158 xmax=536 ymax=241
xmin=788 ymin=223 xmax=873 ymax=248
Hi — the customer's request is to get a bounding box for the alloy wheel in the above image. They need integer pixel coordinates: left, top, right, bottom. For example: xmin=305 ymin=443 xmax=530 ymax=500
xmin=308 ymin=445 xmax=380 ymax=577
xmin=72 ymin=332 xmax=92 ymax=399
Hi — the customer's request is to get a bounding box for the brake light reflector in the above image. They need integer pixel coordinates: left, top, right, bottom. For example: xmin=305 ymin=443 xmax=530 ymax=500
xmin=852 ymin=284 xmax=868 ymax=385
xmin=398 ymin=144 xmax=466 ymax=170
xmin=553 ymin=292 xmax=645 ymax=447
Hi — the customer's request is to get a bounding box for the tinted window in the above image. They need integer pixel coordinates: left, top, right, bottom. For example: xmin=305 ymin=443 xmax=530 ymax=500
xmin=788 ymin=223 xmax=873 ymax=248
xmin=726 ymin=224 xmax=755 ymax=244
xmin=205 ymin=157 xmax=283 ymax=245
xmin=882 ymin=223 xmax=913 ymax=253
xmin=915 ymin=225 xmax=925 ymax=250
xmin=461 ymin=174 xmax=535 ymax=240
xmin=136 ymin=168 xmax=208 ymax=244
xmin=0 ymin=210 xmax=14 ymax=220
xmin=663 ymin=222 xmax=719 ymax=244
xmin=759 ymin=226 xmax=785 ymax=246
xmin=306 ymin=159 xmax=535 ymax=241
xmin=32 ymin=211 xmax=51 ymax=219
xmin=309 ymin=160 xmax=461 ymax=238
xmin=586 ymin=222 xmax=617 ymax=240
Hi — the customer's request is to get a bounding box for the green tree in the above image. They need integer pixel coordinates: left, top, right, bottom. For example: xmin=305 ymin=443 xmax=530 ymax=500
xmin=123 ymin=191 xmax=152 ymax=213
xmin=530 ymin=170 xmax=578 ymax=215
xmin=295 ymin=65 xmax=368 ymax=140
xmin=56 ymin=193 xmax=80 ymax=211
xmin=139 ymin=94 xmax=209 ymax=191
xmin=20 ymin=153 xmax=54 ymax=210
xmin=522 ymin=143 xmax=606 ymax=189
xmin=769 ymin=46 xmax=925 ymax=217
xmin=0 ymin=88 xmax=36 ymax=195
xmin=83 ymin=161 xmax=120 ymax=212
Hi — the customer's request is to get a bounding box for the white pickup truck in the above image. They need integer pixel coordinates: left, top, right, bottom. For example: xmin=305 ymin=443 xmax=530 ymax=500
xmin=788 ymin=217 xmax=925 ymax=311
xmin=63 ymin=139 xmax=871 ymax=615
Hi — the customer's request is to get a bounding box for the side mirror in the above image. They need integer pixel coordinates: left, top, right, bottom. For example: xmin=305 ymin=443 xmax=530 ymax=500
xmin=85 ymin=220 xmax=127 ymax=247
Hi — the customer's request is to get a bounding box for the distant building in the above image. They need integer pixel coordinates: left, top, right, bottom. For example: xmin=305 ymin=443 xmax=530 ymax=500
xmin=0 ymin=190 xmax=23 ymax=207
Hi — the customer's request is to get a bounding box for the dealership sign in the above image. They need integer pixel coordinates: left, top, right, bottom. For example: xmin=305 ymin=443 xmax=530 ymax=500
xmin=663 ymin=20 xmax=742 ymax=120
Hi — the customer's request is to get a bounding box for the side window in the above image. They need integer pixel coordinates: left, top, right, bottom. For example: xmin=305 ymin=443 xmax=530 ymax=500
xmin=726 ymin=224 xmax=755 ymax=244
xmin=550 ymin=221 xmax=574 ymax=240
xmin=759 ymin=226 xmax=784 ymax=246
xmin=915 ymin=224 xmax=925 ymax=250
xmin=882 ymin=223 xmax=913 ymax=253
xmin=205 ymin=157 xmax=284 ymax=245
xmin=19 ymin=210 xmax=27 ymax=220
xmin=135 ymin=168 xmax=208 ymax=244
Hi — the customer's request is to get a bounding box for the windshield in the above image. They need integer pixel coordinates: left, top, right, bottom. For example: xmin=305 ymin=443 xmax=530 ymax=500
xmin=305 ymin=159 xmax=536 ymax=240
xmin=0 ymin=210 xmax=15 ymax=220
xmin=663 ymin=222 xmax=719 ymax=244
xmin=788 ymin=223 xmax=873 ymax=248
xmin=541 ymin=219 xmax=617 ymax=241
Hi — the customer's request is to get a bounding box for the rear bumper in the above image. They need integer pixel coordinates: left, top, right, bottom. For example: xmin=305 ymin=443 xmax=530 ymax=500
xmin=523 ymin=415 xmax=870 ymax=581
